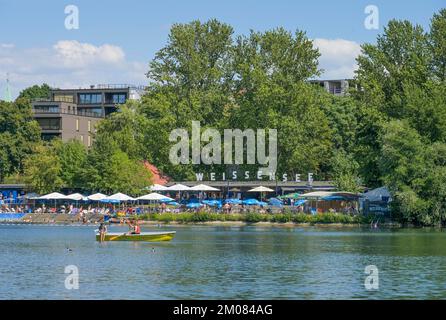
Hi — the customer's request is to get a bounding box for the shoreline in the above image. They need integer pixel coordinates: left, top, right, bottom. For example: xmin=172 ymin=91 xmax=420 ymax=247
xmin=0 ymin=213 xmax=403 ymax=228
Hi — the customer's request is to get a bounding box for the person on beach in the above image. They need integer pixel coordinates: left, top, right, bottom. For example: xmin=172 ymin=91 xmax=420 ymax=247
xmin=98 ymin=222 xmax=107 ymax=242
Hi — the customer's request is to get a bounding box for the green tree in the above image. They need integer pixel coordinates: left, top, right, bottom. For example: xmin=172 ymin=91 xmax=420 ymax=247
xmin=17 ymin=84 xmax=51 ymax=100
xmin=54 ymin=139 xmax=87 ymax=189
xmin=141 ymin=19 xmax=235 ymax=180
xmin=330 ymin=150 xmax=361 ymax=193
xmin=430 ymin=9 xmax=446 ymax=81
xmin=0 ymin=98 xmax=41 ymax=181
xmin=23 ymin=144 xmax=63 ymax=194
xmin=355 ymin=20 xmax=430 ymax=118
xmin=83 ymin=134 xmax=152 ymax=194
xmin=229 ymin=28 xmax=330 ymax=177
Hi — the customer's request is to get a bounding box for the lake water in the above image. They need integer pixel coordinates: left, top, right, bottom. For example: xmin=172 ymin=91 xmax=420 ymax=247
xmin=0 ymin=224 xmax=445 ymax=299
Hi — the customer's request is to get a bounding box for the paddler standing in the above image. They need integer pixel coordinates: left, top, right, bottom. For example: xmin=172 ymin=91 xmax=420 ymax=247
xmin=98 ymin=222 xmax=107 ymax=242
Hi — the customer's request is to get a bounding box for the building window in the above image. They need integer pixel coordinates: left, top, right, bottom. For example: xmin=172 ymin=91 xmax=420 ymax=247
xmin=80 ymin=135 xmax=84 ymax=143
xmin=76 ymin=119 xmax=79 ymax=131
xmin=54 ymin=95 xmax=74 ymax=103
xmin=111 ymin=93 xmax=127 ymax=104
xmin=87 ymin=135 xmax=91 ymax=147
xmin=78 ymin=93 xmax=102 ymax=104
xmin=88 ymin=120 xmax=91 ymax=132
xmin=34 ymin=105 xmax=59 ymax=113
xmin=36 ymin=118 xmax=61 ymax=130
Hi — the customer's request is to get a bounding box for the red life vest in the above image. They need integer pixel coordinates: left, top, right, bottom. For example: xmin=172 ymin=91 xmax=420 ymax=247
xmin=134 ymin=225 xmax=141 ymax=234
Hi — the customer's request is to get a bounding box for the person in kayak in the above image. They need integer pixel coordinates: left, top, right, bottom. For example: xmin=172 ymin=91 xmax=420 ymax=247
xmin=127 ymin=219 xmax=141 ymax=235
xmin=98 ymin=222 xmax=108 ymax=242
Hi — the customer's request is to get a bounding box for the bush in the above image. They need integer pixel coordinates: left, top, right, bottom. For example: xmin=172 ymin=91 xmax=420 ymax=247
xmin=244 ymin=212 xmax=270 ymax=223
xmin=136 ymin=211 xmax=364 ymax=225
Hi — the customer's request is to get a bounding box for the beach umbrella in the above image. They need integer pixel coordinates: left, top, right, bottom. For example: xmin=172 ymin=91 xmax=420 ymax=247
xmin=225 ymin=198 xmax=242 ymax=205
xmin=189 ymin=184 xmax=220 ymax=201
xmin=87 ymin=193 xmax=108 ymax=201
xmin=106 ymin=193 xmax=135 ymax=202
xmin=167 ymin=184 xmax=190 ymax=191
xmin=39 ymin=192 xmax=67 ymax=209
xmin=136 ymin=192 xmax=174 ymax=201
xmin=248 ymin=186 xmax=274 ymax=193
xmin=293 ymin=199 xmax=307 ymax=207
xmin=189 ymin=184 xmax=220 ymax=191
xmin=242 ymin=198 xmax=261 ymax=206
xmin=248 ymin=186 xmax=274 ymax=201
xmin=186 ymin=202 xmax=203 ymax=209
xmin=268 ymin=197 xmax=283 ymax=207
xmin=150 ymin=184 xmax=168 ymax=191
xmin=66 ymin=193 xmax=86 ymax=201
xmin=39 ymin=192 xmax=67 ymax=200
xmin=167 ymin=184 xmax=190 ymax=201
xmin=100 ymin=199 xmax=120 ymax=204
xmin=202 ymin=200 xmax=222 ymax=207
xmin=278 ymin=192 xmax=300 ymax=200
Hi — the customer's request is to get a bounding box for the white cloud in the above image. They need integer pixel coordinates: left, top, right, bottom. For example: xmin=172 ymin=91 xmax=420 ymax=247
xmin=0 ymin=43 xmax=15 ymax=49
xmin=313 ymin=38 xmax=362 ymax=79
xmin=0 ymin=38 xmax=363 ymax=98
xmin=53 ymin=41 xmax=125 ymax=68
xmin=0 ymin=41 xmax=146 ymax=99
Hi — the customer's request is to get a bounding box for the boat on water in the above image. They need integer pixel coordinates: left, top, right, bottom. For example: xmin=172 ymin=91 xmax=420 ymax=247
xmin=96 ymin=231 xmax=176 ymax=242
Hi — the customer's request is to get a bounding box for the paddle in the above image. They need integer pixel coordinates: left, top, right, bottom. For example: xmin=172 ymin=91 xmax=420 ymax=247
xmin=109 ymin=232 xmax=128 ymax=241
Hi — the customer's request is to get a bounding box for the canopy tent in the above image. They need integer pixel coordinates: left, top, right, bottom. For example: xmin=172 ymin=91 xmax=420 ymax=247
xmin=106 ymin=193 xmax=135 ymax=202
xmin=363 ymin=187 xmax=391 ymax=202
xmin=87 ymin=193 xmax=108 ymax=201
xmin=150 ymin=184 xmax=169 ymax=191
xmin=136 ymin=192 xmax=174 ymax=202
xmin=39 ymin=192 xmax=67 ymax=200
xmin=298 ymin=191 xmax=359 ymax=213
xmin=189 ymin=184 xmax=220 ymax=192
xmin=66 ymin=193 xmax=87 ymax=201
xmin=24 ymin=192 xmax=40 ymax=200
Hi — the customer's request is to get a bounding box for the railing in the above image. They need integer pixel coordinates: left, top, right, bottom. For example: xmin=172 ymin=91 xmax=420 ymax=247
xmin=40 ymin=125 xmax=61 ymax=130
xmin=93 ymin=84 xmax=147 ymax=90
xmin=32 ymin=107 xmax=104 ymax=118
xmin=32 ymin=97 xmax=74 ymax=103
xmin=330 ymin=87 xmax=343 ymax=95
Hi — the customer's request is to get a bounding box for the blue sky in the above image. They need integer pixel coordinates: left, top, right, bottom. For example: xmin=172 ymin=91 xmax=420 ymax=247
xmin=1 ymin=0 xmax=445 ymax=98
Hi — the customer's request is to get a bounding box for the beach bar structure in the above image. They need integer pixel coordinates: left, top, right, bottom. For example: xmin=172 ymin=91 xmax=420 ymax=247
xmin=166 ymin=180 xmax=337 ymax=200
xmin=298 ymin=191 xmax=361 ymax=213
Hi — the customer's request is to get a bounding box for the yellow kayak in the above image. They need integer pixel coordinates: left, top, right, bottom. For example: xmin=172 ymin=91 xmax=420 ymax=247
xmin=96 ymin=231 xmax=176 ymax=242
